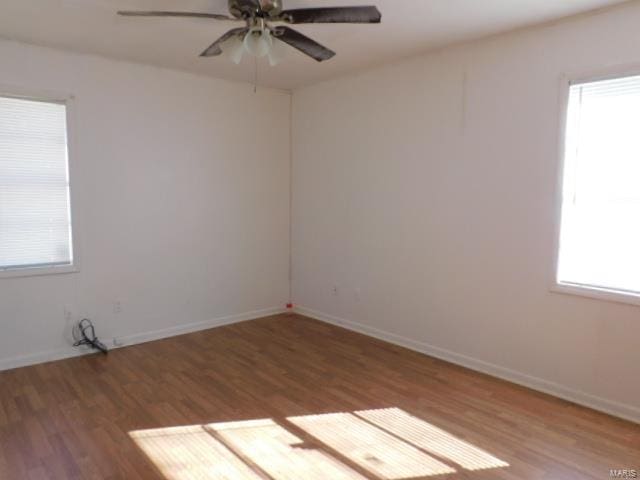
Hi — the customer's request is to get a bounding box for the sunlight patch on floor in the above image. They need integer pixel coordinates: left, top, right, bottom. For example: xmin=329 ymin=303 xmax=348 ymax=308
xmin=288 ymin=412 xmax=456 ymax=479
xmin=130 ymin=408 xmax=509 ymax=480
xmin=355 ymin=408 xmax=509 ymax=471
xmin=130 ymin=425 xmax=261 ymax=480
xmin=208 ymin=418 xmax=366 ymax=479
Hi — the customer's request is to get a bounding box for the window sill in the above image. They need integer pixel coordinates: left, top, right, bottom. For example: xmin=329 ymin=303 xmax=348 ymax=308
xmin=551 ymin=281 xmax=640 ymax=307
xmin=0 ymin=264 xmax=79 ymax=279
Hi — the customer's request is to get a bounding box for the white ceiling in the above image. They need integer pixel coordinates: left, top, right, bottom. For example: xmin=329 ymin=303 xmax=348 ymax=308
xmin=0 ymin=0 xmax=629 ymax=90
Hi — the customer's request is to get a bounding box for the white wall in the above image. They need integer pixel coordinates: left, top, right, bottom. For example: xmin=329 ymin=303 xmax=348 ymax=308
xmin=292 ymin=2 xmax=640 ymax=422
xmin=0 ymin=40 xmax=291 ymax=369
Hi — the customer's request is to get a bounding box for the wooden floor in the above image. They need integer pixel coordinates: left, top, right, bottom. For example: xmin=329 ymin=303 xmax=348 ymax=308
xmin=0 ymin=314 xmax=638 ymax=479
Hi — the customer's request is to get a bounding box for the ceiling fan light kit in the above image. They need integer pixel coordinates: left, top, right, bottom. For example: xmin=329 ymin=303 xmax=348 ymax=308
xmin=244 ymin=24 xmax=273 ymax=58
xmin=118 ymin=0 xmax=381 ymax=65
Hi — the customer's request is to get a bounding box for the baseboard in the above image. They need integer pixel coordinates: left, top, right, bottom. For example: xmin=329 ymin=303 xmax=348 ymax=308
xmin=295 ymin=306 xmax=640 ymax=425
xmin=116 ymin=307 xmax=286 ymax=347
xmin=0 ymin=307 xmax=286 ymax=372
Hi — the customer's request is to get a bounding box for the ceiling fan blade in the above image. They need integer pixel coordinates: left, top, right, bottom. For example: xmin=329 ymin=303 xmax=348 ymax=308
xmin=117 ymin=11 xmax=238 ymax=21
xmin=280 ymin=6 xmax=381 ymax=24
xmin=200 ymin=28 xmax=249 ymax=57
xmin=273 ymin=27 xmax=335 ymax=62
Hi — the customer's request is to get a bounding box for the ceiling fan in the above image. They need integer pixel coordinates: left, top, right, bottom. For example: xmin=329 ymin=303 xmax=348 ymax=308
xmin=118 ymin=0 xmax=381 ymax=65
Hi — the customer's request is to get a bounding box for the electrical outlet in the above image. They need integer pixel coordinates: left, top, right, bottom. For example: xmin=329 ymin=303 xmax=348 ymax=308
xmin=332 ymin=285 xmax=339 ymax=296
xmin=113 ymin=301 xmax=122 ymax=314
xmin=355 ymin=288 xmax=361 ymax=301
xmin=112 ymin=338 xmax=124 ymax=347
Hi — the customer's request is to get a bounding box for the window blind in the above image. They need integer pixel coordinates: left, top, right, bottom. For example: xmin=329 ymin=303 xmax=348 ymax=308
xmin=0 ymin=95 xmax=73 ymax=271
xmin=558 ymin=74 xmax=640 ymax=294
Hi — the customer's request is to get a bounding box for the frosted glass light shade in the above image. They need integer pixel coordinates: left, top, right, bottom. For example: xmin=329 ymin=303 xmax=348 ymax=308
xmin=243 ymin=27 xmax=273 ymax=58
xmin=224 ymin=35 xmax=245 ymax=65
xmin=267 ymin=37 xmax=287 ymax=66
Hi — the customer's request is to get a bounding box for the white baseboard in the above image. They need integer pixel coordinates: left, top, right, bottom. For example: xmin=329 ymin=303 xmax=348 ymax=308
xmin=295 ymin=306 xmax=640 ymax=425
xmin=0 ymin=307 xmax=286 ymax=372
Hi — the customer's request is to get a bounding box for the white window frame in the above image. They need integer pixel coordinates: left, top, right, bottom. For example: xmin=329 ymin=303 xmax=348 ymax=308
xmin=0 ymin=85 xmax=81 ymax=279
xmin=551 ymin=64 xmax=640 ymax=307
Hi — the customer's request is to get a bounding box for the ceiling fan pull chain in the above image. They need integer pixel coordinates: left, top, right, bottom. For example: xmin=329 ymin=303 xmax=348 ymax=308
xmin=254 ymin=55 xmax=258 ymax=93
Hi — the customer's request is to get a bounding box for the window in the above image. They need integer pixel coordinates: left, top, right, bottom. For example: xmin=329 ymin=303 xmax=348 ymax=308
xmin=556 ymin=73 xmax=640 ymax=301
xmin=0 ymin=94 xmax=75 ymax=276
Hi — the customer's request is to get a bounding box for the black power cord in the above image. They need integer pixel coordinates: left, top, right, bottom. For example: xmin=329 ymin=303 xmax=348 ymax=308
xmin=73 ymin=318 xmax=109 ymax=354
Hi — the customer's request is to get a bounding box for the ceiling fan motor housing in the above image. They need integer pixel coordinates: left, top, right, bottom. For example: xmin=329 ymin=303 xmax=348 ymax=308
xmin=229 ymin=0 xmax=283 ymax=19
